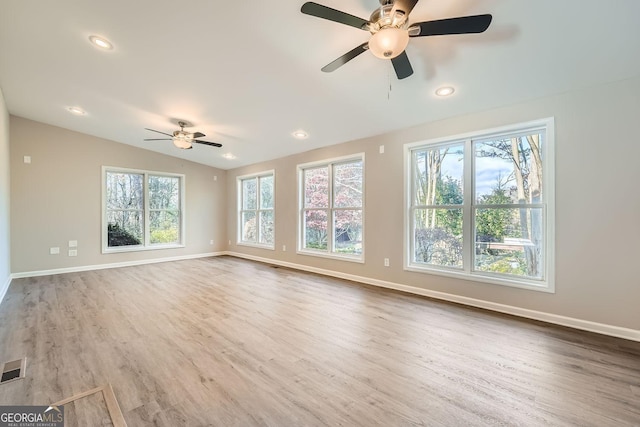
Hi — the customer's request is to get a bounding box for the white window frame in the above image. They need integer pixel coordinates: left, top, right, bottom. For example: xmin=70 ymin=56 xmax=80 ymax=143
xmin=237 ymin=170 xmax=276 ymax=250
xmin=102 ymin=166 xmax=186 ymax=253
xmin=297 ymin=154 xmax=365 ymax=263
xmin=404 ymin=118 xmax=555 ymax=292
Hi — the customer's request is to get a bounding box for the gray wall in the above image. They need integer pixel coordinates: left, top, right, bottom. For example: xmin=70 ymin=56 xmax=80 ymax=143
xmin=0 ymin=89 xmax=10 ymax=289
xmin=227 ymin=75 xmax=640 ymax=331
xmin=10 ymin=117 xmax=227 ymax=273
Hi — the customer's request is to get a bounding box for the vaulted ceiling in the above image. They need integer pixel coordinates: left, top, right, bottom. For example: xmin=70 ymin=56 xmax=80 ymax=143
xmin=1 ymin=0 xmax=640 ymax=169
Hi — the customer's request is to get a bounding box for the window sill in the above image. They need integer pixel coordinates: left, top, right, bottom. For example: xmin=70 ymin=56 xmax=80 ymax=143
xmin=102 ymin=244 xmax=185 ymax=254
xmin=297 ymin=249 xmax=364 ymax=264
xmin=404 ymin=263 xmax=554 ymax=293
xmin=237 ymin=242 xmax=275 ymax=251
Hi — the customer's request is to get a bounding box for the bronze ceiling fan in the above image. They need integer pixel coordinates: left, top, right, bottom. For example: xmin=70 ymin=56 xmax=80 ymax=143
xmin=144 ymin=121 xmax=222 ymax=150
xmin=301 ymin=0 xmax=492 ymax=79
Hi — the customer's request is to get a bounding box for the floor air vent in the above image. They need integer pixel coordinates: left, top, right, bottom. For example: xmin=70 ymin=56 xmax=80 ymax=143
xmin=1 ymin=358 xmax=26 ymax=384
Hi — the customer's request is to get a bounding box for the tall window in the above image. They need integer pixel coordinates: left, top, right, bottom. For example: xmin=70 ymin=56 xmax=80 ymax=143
xmin=103 ymin=167 xmax=184 ymax=252
xmin=299 ymin=155 xmax=364 ymax=261
xmin=238 ymin=171 xmax=275 ymax=248
xmin=406 ymin=119 xmax=554 ymax=291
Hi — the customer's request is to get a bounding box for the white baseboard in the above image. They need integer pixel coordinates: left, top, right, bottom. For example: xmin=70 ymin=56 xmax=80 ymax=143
xmin=225 ymin=251 xmax=640 ymax=343
xmin=0 ymin=274 xmax=10 ymax=306
xmin=10 ymin=252 xmax=225 ymax=279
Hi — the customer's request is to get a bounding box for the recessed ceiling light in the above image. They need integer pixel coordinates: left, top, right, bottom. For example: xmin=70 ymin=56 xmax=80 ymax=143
xmin=222 ymin=153 xmax=236 ymax=160
xmin=292 ymin=130 xmax=309 ymax=140
xmin=435 ymin=86 xmax=455 ymax=97
xmin=89 ymin=35 xmax=113 ymax=50
xmin=67 ymin=106 xmax=87 ymax=116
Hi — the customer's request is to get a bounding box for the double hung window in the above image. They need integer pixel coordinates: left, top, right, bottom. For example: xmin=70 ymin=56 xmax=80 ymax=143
xmin=299 ymin=155 xmax=364 ymax=261
xmin=103 ymin=167 xmax=184 ymax=252
xmin=406 ymin=119 xmax=554 ymax=291
xmin=238 ymin=172 xmax=275 ymax=248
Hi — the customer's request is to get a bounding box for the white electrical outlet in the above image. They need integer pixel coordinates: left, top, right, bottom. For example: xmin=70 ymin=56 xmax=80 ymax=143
xmin=228 ymin=240 xmax=231 ymax=245
xmin=68 ymin=249 xmax=78 ymax=257
xmin=282 ymin=245 xmax=286 ymax=252
xmin=24 ymin=156 xmax=31 ymax=164
xmin=384 ymin=258 xmax=390 ymax=267
xmin=209 ymin=240 xmax=214 ymax=245
xmin=68 ymin=240 xmax=78 ymax=248
xmin=49 ymin=247 xmax=60 ymax=255
xmin=379 ymin=145 xmax=385 ymax=154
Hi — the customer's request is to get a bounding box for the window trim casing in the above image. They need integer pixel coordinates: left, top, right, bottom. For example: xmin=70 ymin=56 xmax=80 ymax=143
xmin=102 ymin=166 xmax=186 ymax=254
xmin=236 ymin=169 xmax=276 ymax=250
xmin=403 ymin=118 xmax=555 ymax=293
xmin=297 ymin=153 xmax=365 ymax=263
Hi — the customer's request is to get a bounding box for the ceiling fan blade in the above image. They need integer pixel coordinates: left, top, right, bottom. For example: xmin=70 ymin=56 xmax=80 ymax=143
xmin=391 ymin=51 xmax=413 ymax=79
xmin=194 ymin=140 xmax=223 ymax=148
xmin=144 ymin=138 xmax=171 ymax=141
xmin=144 ymin=128 xmax=173 ymax=137
xmin=411 ymin=14 xmax=492 ymax=37
xmin=301 ymin=2 xmax=369 ymax=30
xmin=192 ymin=132 xmax=205 ymax=138
xmin=321 ymin=42 xmax=369 ymax=73
xmin=392 ymin=0 xmax=419 ymax=16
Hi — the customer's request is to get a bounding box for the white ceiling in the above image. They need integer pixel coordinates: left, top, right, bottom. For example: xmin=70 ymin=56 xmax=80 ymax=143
xmin=1 ymin=0 xmax=640 ymax=170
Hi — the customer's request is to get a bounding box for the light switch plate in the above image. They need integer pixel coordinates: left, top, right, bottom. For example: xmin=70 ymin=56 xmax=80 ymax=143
xmin=69 ymin=240 xmax=78 ymax=248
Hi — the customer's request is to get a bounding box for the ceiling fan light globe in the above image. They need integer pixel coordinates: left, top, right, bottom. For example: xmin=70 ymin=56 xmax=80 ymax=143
xmin=172 ymin=137 xmax=192 ymax=149
xmin=369 ymin=27 xmax=409 ymax=59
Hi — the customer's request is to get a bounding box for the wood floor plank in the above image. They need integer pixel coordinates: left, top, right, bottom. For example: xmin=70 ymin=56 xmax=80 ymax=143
xmin=1 ymin=256 xmax=639 ymax=426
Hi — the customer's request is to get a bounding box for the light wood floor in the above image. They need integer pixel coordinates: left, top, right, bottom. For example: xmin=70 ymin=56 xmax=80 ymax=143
xmin=1 ymin=256 xmax=639 ymax=426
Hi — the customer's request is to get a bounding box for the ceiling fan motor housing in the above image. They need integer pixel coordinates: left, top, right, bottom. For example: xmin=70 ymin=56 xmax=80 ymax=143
xmin=369 ymin=4 xmax=408 ymax=33
xmin=173 ymin=130 xmax=193 ymax=140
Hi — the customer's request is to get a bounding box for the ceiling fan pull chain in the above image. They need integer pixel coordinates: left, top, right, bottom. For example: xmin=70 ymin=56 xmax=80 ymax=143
xmin=388 ymin=65 xmax=393 ymax=100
